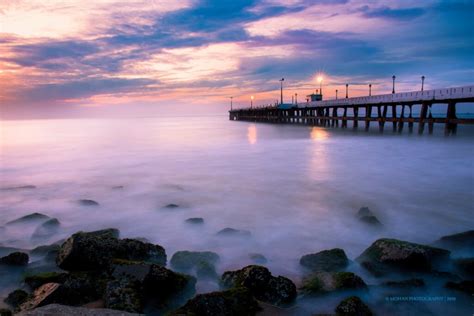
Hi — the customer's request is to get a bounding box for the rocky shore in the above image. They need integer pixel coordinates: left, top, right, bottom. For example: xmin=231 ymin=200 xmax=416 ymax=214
xmin=0 ymin=207 xmax=473 ymax=315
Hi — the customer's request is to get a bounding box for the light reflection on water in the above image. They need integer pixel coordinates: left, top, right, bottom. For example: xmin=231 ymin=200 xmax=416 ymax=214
xmin=0 ymin=116 xmax=473 ymax=314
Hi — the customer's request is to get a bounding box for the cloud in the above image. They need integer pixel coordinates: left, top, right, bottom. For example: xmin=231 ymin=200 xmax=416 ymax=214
xmin=358 ymin=5 xmax=425 ymax=21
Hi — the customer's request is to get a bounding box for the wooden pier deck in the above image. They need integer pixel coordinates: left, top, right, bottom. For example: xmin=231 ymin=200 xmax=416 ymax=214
xmin=229 ymin=85 xmax=474 ymax=134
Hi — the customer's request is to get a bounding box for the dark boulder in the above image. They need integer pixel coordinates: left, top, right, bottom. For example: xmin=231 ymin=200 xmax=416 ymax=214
xmin=216 ymin=227 xmax=251 ymax=237
xmin=108 ymin=260 xmax=196 ymax=312
xmin=0 ymin=252 xmax=29 ymax=266
xmin=381 ymin=278 xmax=425 ymax=288
xmin=196 ymin=261 xmax=218 ymax=279
xmin=56 ymin=229 xmax=166 ymax=271
xmin=77 ymin=199 xmax=99 ymax=206
xmin=356 ymin=207 xmax=382 ymax=226
xmin=104 ymin=279 xmax=142 ymax=313
xmin=171 ymin=287 xmax=261 ymax=316
xmin=185 ymin=217 xmax=204 ymax=224
xmin=356 ymin=238 xmax=450 ymax=275
xmin=335 ymin=296 xmax=373 ymax=316
xmin=436 ymin=230 xmax=474 ymax=253
xmin=170 ymin=251 xmax=219 ymax=271
xmin=31 ymin=218 xmax=60 ymax=240
xmin=164 ymin=203 xmax=179 ymax=209
xmin=300 ymin=248 xmax=348 ymax=272
xmin=301 ymin=271 xmax=367 ymax=294
xmin=6 ymin=213 xmax=49 ymax=225
xmin=444 ymin=280 xmax=474 ymax=294
xmin=4 ymin=289 xmax=28 ymax=308
xmin=24 ymin=272 xmax=68 ymax=290
xmin=30 ymin=244 xmax=60 ymax=262
xmin=453 ymin=257 xmax=474 ymax=278
xmin=221 ymin=265 xmax=296 ymax=306
xmin=0 ymin=308 xmax=12 ymax=316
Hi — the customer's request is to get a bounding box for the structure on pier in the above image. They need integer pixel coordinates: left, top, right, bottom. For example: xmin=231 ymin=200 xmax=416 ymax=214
xmin=229 ymin=85 xmax=474 ymax=135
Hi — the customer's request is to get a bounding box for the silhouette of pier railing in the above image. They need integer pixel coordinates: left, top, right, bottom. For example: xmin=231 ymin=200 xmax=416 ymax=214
xmin=229 ymin=85 xmax=474 ymax=135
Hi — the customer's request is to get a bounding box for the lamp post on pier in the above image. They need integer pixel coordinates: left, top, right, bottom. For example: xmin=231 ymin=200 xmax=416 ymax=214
xmin=317 ymin=76 xmax=323 ymax=96
xmin=295 ymin=93 xmax=298 ymax=105
xmin=345 ymin=84 xmax=349 ymax=98
xmin=421 ymin=75 xmax=425 ymax=91
xmin=251 ymin=95 xmax=254 ymax=108
xmin=369 ymin=84 xmax=372 ymax=96
xmin=229 ymin=96 xmax=233 ymax=110
xmin=279 ymin=78 xmax=284 ymax=104
xmin=392 ymin=75 xmax=396 ymax=94
xmin=335 ymin=89 xmax=338 ymax=100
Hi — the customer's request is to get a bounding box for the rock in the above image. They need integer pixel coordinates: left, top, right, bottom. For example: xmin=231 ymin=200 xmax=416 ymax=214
xmin=19 ymin=283 xmax=64 ymax=311
xmin=78 ymin=199 xmax=99 ymax=206
xmin=164 ymin=203 xmax=179 ymax=209
xmin=221 ymin=265 xmax=296 ymax=306
xmin=196 ymin=261 xmax=218 ymax=279
xmin=170 ymin=251 xmax=219 ymax=271
xmin=0 ymin=185 xmax=36 ymax=191
xmin=356 ymin=207 xmax=382 ymax=226
xmin=444 ymin=280 xmax=474 ymax=294
xmin=453 ymin=257 xmax=474 ymax=278
xmin=61 ymin=272 xmax=107 ymax=305
xmin=357 ymin=207 xmax=373 ymax=217
xmin=436 ymin=230 xmax=474 ymax=252
xmin=56 ymin=229 xmax=166 ymax=271
xmin=185 ymin=217 xmax=204 ymax=224
xmin=6 ymin=213 xmax=50 ymax=225
xmin=381 ymin=278 xmax=425 ymax=288
xmin=301 ymin=271 xmax=367 ymax=294
xmin=356 ymin=238 xmax=450 ymax=275
xmin=15 ymin=304 xmax=141 ymax=315
xmin=171 ymin=287 xmax=261 ymax=316
xmin=300 ymin=248 xmax=349 ymax=272
xmin=359 ymin=216 xmax=382 ymax=226
xmin=0 ymin=308 xmax=12 ymax=316
xmin=104 ymin=279 xmax=142 ymax=313
xmin=335 ymin=296 xmax=373 ymax=316
xmin=112 ymin=186 xmax=124 ymax=190
xmin=108 ymin=260 xmax=196 ymax=311
xmin=30 ymin=244 xmax=60 ymax=261
xmin=249 ymin=253 xmax=267 ymax=264
xmin=216 ymin=227 xmax=251 ymax=237
xmin=142 ymin=264 xmax=196 ymax=303
xmin=24 ymin=272 xmax=69 ymax=290
xmin=31 ymin=218 xmax=60 ymax=240
xmin=0 ymin=246 xmax=26 ymax=257
xmin=0 ymin=252 xmax=29 ymax=266
xmin=4 ymin=289 xmax=28 ymax=308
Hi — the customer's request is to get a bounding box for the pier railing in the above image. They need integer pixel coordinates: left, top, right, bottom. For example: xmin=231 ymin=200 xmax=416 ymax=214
xmin=229 ymin=85 xmax=474 ymax=135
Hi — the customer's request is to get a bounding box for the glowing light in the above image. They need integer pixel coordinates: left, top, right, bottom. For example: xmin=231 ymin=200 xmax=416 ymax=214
xmin=317 ymin=76 xmax=323 ymax=83
xmin=251 ymin=95 xmax=254 ymax=100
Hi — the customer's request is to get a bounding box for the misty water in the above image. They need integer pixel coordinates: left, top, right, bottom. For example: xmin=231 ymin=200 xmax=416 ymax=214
xmin=1 ymin=115 xmax=473 ymax=315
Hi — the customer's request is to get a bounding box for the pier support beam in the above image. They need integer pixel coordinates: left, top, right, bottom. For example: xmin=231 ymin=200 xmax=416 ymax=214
xmin=445 ymin=102 xmax=457 ymax=135
xmin=365 ymin=105 xmax=372 ymax=131
xmin=418 ymin=102 xmax=429 ymax=134
xmin=398 ymin=105 xmax=405 ymax=133
xmin=353 ymin=107 xmax=359 ymax=129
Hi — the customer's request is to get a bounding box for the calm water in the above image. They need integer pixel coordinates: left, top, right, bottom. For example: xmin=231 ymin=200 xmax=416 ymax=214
xmin=1 ymin=115 xmax=473 ymax=314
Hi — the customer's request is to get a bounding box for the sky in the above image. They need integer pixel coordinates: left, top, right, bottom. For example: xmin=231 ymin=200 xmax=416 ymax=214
xmin=0 ymin=0 xmax=473 ymax=118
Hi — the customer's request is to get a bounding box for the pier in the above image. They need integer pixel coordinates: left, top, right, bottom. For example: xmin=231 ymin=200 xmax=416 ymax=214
xmin=229 ymin=85 xmax=474 ymax=134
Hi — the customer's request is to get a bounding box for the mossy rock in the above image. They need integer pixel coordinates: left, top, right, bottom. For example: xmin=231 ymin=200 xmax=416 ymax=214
xmin=0 ymin=252 xmax=29 ymax=266
xmin=24 ymin=272 xmax=69 ymax=289
xmin=356 ymin=238 xmax=450 ymax=275
xmin=0 ymin=308 xmax=12 ymax=316
xmin=170 ymin=251 xmax=219 ymax=271
xmin=196 ymin=261 xmax=218 ymax=279
xmin=221 ymin=265 xmax=296 ymax=306
xmin=300 ymin=248 xmax=348 ymax=272
xmin=4 ymin=289 xmax=28 ymax=308
xmin=185 ymin=218 xmax=204 ymax=224
xmin=445 ymin=280 xmax=474 ymax=294
xmin=335 ymin=296 xmax=373 ymax=316
xmin=301 ymin=272 xmax=367 ymax=294
xmin=171 ymin=287 xmax=261 ymax=316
